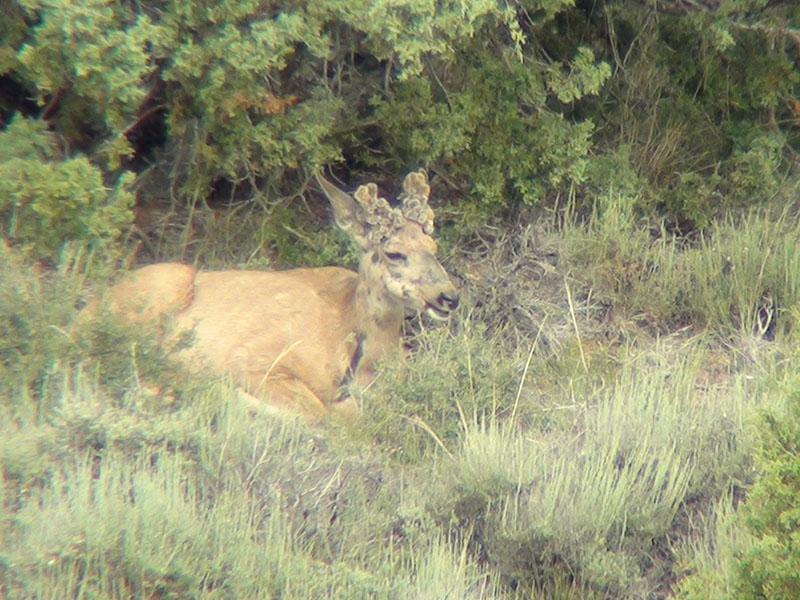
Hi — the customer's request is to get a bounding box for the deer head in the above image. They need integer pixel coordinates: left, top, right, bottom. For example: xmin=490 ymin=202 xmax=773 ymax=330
xmin=316 ymin=170 xmax=459 ymax=321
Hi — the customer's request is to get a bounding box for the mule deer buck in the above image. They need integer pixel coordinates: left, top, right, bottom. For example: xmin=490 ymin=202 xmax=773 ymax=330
xmin=97 ymin=170 xmax=459 ymax=418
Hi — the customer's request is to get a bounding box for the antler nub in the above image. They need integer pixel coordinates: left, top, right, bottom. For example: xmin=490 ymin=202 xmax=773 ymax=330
xmin=353 ymin=183 xmax=404 ymax=244
xmin=348 ymin=170 xmax=435 ymax=243
xmin=400 ymin=170 xmax=435 ymax=235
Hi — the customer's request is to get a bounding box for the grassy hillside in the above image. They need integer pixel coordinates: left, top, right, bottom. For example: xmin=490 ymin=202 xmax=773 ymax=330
xmin=3 ymin=198 xmax=799 ymax=599
xmin=3 ymin=0 xmax=800 ymax=596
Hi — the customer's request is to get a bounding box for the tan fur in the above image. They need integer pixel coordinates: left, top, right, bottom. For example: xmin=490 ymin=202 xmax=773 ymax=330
xmin=97 ymin=171 xmax=459 ymax=418
xmin=104 ymin=263 xmax=196 ymax=324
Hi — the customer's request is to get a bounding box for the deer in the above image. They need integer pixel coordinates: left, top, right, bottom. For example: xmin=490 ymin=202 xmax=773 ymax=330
xmin=95 ymin=170 xmax=459 ymax=418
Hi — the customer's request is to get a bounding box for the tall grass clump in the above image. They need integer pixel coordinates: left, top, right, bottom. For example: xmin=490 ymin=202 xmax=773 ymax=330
xmin=0 ymin=244 xmax=192 ymax=424
xmin=673 ymin=492 xmax=753 ymax=600
xmin=3 ymin=449 xmax=303 ymax=599
xmin=435 ymin=339 xmax=758 ymax=597
xmin=0 ymin=245 xmax=101 ymax=418
xmin=681 ymin=210 xmax=800 ymax=340
xmin=561 ymin=198 xmax=800 ymax=342
xmin=559 ymin=192 xmax=687 ymax=329
xmin=357 ymin=320 xmax=527 ymax=463
xmin=2 ymin=375 xmax=502 ymax=600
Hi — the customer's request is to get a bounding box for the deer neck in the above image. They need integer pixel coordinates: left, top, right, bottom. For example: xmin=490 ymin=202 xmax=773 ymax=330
xmin=352 ymin=258 xmax=404 ymax=386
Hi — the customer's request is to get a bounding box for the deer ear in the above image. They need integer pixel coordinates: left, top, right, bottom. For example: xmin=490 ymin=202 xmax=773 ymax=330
xmin=315 ymin=170 xmax=371 ymax=248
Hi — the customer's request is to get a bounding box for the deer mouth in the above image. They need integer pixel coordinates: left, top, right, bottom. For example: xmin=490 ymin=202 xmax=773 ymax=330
xmin=425 ymin=302 xmax=452 ymax=320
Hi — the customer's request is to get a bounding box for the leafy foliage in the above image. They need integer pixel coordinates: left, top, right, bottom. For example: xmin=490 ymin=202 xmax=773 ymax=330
xmin=1 ymin=0 xmax=798 ymax=239
xmin=730 ymin=391 xmax=800 ymax=599
xmin=0 ymin=117 xmax=134 ymax=264
xmin=10 ymin=0 xmax=163 ymax=160
xmin=2 ymin=0 xmax=613 ymax=215
xmin=372 ymin=41 xmax=608 ymax=206
xmin=595 ymin=0 xmax=800 ymax=226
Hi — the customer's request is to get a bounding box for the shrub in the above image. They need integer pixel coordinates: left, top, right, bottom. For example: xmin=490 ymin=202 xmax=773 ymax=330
xmin=594 ymin=2 xmax=800 ymax=226
xmin=0 ymin=117 xmax=134 ymax=265
xmin=4 ymin=0 xmax=798 ymax=237
xmin=434 ymin=341 xmax=754 ymax=597
xmin=2 ymin=0 xmax=612 ymax=214
xmin=729 ymin=390 xmax=800 ymax=599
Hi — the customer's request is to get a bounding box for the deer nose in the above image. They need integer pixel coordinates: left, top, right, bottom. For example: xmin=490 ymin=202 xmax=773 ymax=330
xmin=438 ymin=292 xmax=459 ymax=311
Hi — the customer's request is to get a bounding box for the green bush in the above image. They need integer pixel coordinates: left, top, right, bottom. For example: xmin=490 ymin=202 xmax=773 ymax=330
xmin=371 ymin=40 xmax=608 ymax=207
xmin=730 ymin=391 xmax=800 ymax=599
xmin=2 ymin=0 xmax=611 ymax=215
xmin=3 ymin=0 xmax=798 ymax=238
xmin=594 ymin=1 xmax=800 ymax=226
xmin=0 ymin=117 xmax=134 ymax=264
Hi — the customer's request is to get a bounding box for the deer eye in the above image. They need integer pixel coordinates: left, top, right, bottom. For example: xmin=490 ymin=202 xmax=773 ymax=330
xmin=385 ymin=251 xmax=407 ymax=262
